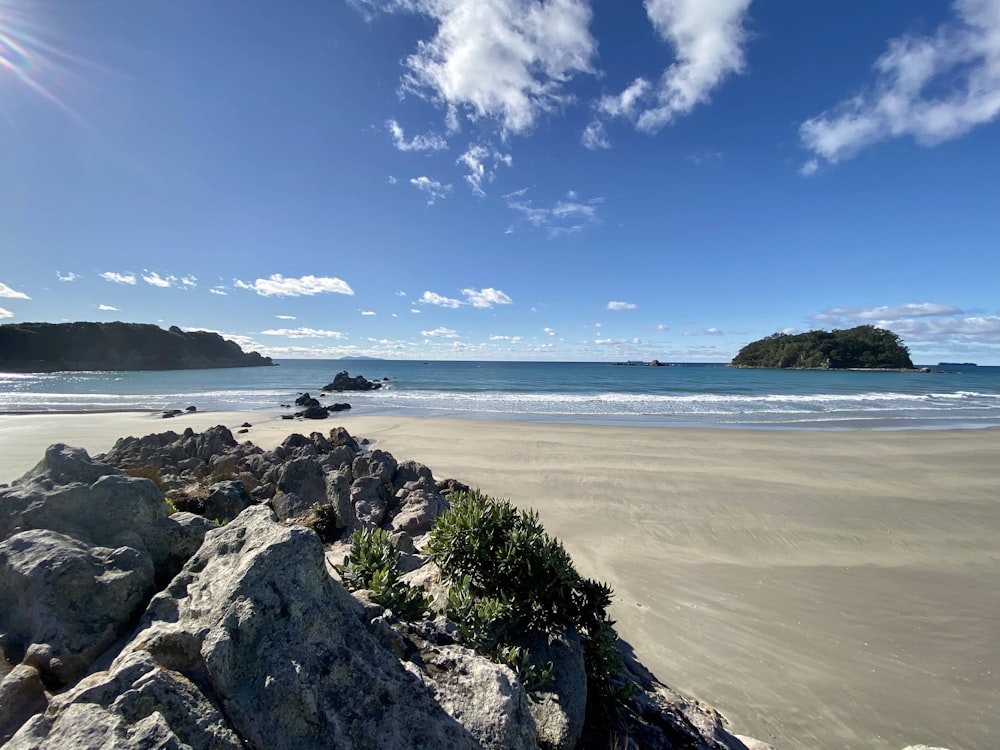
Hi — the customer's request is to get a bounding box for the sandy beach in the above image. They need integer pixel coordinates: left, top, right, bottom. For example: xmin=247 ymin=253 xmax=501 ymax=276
xmin=1 ymin=411 xmax=997 ymax=750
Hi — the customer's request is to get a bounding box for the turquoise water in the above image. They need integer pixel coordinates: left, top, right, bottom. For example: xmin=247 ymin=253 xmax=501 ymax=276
xmin=1 ymin=360 xmax=999 ymax=429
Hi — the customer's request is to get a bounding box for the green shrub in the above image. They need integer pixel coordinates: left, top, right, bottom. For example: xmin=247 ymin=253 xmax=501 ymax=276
xmin=428 ymin=489 xmax=629 ymax=713
xmin=335 ymin=528 xmax=430 ymax=621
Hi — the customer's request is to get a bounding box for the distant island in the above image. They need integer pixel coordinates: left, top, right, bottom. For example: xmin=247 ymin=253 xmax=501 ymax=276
xmin=0 ymin=322 xmax=274 ymax=372
xmin=938 ymin=362 xmax=978 ymax=367
xmin=731 ymin=325 xmax=915 ymax=370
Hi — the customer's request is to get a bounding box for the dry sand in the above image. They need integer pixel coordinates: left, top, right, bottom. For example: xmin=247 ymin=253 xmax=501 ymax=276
xmin=1 ymin=411 xmax=997 ymax=750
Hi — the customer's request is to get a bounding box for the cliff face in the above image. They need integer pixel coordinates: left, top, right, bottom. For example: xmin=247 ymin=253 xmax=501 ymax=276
xmin=0 ymin=322 xmax=274 ymax=372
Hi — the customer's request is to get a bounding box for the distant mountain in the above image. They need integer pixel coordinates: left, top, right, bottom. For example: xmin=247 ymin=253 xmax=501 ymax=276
xmin=731 ymin=325 xmax=914 ymax=369
xmin=339 ymin=355 xmax=385 ymax=360
xmin=0 ymin=322 xmax=275 ymax=373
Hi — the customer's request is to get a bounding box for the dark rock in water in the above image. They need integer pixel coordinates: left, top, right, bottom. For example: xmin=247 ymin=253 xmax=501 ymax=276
xmin=328 ymin=402 xmax=351 ymax=412
xmin=298 ymin=405 xmax=328 ymax=420
xmin=321 ymin=370 xmax=382 ymax=392
xmin=185 ymin=405 xmax=197 ymax=412
xmin=295 ymin=392 xmax=321 ymax=408
xmin=162 ymin=410 xmax=182 ymax=419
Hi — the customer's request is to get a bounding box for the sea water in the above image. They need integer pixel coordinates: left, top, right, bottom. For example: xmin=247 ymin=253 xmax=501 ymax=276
xmin=1 ymin=360 xmax=998 ymax=430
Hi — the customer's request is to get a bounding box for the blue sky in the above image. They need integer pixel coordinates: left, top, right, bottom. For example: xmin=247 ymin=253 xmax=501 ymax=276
xmin=2 ymin=0 xmax=999 ymax=363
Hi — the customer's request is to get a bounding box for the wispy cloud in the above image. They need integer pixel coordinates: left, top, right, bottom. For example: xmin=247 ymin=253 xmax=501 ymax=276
xmin=606 ymin=301 xmax=636 ymax=311
xmin=142 ymin=271 xmax=175 ymax=288
xmin=101 ymin=272 xmax=137 ymax=285
xmin=457 ymin=144 xmax=512 ymax=197
xmin=410 ymin=176 xmax=452 ymax=205
xmin=260 ymin=328 xmax=347 ymax=339
xmin=0 ymin=307 xmax=13 ymax=319
xmin=234 ymin=274 xmax=354 ymax=297
xmin=420 ymin=291 xmax=462 ymax=308
xmin=181 ymin=275 xmax=197 ymax=288
xmin=684 ymin=327 xmax=724 ymax=336
xmin=506 ymin=189 xmax=602 ymax=237
xmin=210 ymin=287 xmax=228 ymax=296
xmin=275 ymin=315 xmax=297 ymax=320
xmin=386 ymin=118 xmax=448 ymax=151
xmin=98 ymin=304 xmax=118 ymax=311
xmin=587 ymin=0 xmax=753 ymax=144
xmin=463 ymin=287 xmax=512 ymax=308
xmin=490 ymin=334 xmax=522 ymax=342
xmin=56 ymin=271 xmax=79 ymax=282
xmin=361 ymin=310 xmax=377 ymax=316
xmin=812 ymin=303 xmax=964 ymax=325
xmin=544 ymin=327 xmax=557 ymax=336
xmin=800 ymin=0 xmax=1000 ymax=168
xmin=356 ymin=0 xmax=597 ymax=135
xmin=0 ymin=282 xmax=30 ymax=299
xmin=421 ymin=326 xmax=459 ymax=338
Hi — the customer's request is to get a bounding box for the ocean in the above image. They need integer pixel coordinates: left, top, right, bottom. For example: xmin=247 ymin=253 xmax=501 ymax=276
xmin=2 ymin=360 xmax=998 ymax=430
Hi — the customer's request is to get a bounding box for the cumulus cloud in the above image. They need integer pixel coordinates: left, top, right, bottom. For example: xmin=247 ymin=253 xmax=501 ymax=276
xmin=386 ymin=118 xmax=448 ymax=151
xmin=361 ymin=310 xmax=377 ymax=316
xmin=457 ymin=144 xmax=512 ymax=197
xmin=356 ymin=0 xmax=597 ymax=135
xmin=56 ymin=271 xmax=79 ymax=282
xmin=581 ymin=120 xmax=610 ymax=150
xmin=98 ymin=304 xmax=118 ymax=311
xmin=544 ymin=327 xmax=557 ymax=336
xmin=490 ymin=334 xmax=522 ymax=342
xmin=606 ymin=301 xmax=637 ymax=311
xmin=421 ymin=291 xmax=463 ymax=308
xmin=587 ymin=0 xmax=753 ymax=144
xmin=260 ymin=328 xmax=347 ymax=339
xmin=101 ymin=272 xmax=137 ymax=285
xmin=800 ymin=0 xmax=1000 ymax=167
xmin=142 ymin=271 xmax=175 ymax=288
xmin=463 ymin=287 xmax=513 ymax=308
xmin=0 ymin=282 xmax=29 ymax=299
xmin=181 ymin=275 xmax=197 ymax=287
xmin=234 ymin=274 xmax=354 ymax=297
xmin=0 ymin=307 xmax=13 ymax=319
xmin=422 ymin=326 xmax=459 ymax=338
xmin=410 ymin=176 xmax=453 ymax=205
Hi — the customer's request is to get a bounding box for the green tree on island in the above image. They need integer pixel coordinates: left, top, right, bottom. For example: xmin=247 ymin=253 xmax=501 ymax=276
xmin=731 ymin=325 xmax=914 ymax=369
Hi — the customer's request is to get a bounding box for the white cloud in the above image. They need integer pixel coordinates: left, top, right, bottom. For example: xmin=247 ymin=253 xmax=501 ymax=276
xmin=101 ymin=272 xmax=137 ymax=285
xmin=421 ymin=326 xmax=459 ymax=338
xmin=410 ymin=308 xmax=422 ymax=314
xmin=0 ymin=307 xmax=13 ymax=319
xmin=98 ymin=304 xmax=118 ymax=311
xmin=56 ymin=271 xmax=79 ymax=282
xmin=360 ymin=0 xmax=597 ymax=135
xmin=142 ymin=271 xmax=175 ymax=288
xmin=421 ymin=291 xmax=462 ymax=308
xmin=684 ymin=327 xmax=724 ymax=336
xmin=506 ymin=190 xmax=601 ymax=237
xmin=210 ymin=287 xmax=228 ymax=296
xmin=386 ymin=118 xmax=448 ymax=151
xmin=607 ymin=301 xmax=637 ymax=311
xmin=409 ymin=175 xmax=453 ymax=205
xmin=234 ymin=274 xmax=354 ymax=297
xmin=388 ymin=175 xmax=398 ymax=184
xmin=593 ymin=0 xmax=753 ymax=139
xmin=275 ymin=314 xmax=297 ymax=320
xmin=544 ymin=327 xmax=557 ymax=336
xmin=457 ymin=143 xmax=512 ymax=197
xmin=799 ymin=159 xmax=819 ymax=177
xmin=0 ymin=282 xmax=30 ymax=299
xmin=463 ymin=287 xmax=513 ymax=308
xmin=361 ymin=310 xmax=377 ymax=316
xmin=800 ymin=0 xmax=1000 ymax=166
xmin=260 ymin=328 xmax=347 ymax=339
xmin=581 ymin=120 xmax=610 ymax=150
xmin=814 ymin=303 xmax=964 ymax=325
xmin=490 ymin=334 xmax=522 ymax=342
xmin=181 ymin=275 xmax=197 ymax=287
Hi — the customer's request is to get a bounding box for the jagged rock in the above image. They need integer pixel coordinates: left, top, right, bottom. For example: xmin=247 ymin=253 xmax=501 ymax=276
xmin=203 ymin=481 xmax=252 ymax=523
xmin=325 ymin=469 xmax=356 ymax=530
xmin=388 ymin=488 xmax=449 ymax=535
xmin=294 ymin=392 xmax=320 ymax=408
xmin=353 ymin=449 xmax=398 ymax=485
xmin=393 ymin=459 xmax=435 ymax=490
xmin=328 ymin=426 xmax=361 ymax=452
xmin=0 ymin=663 xmax=49 ymax=744
xmin=437 ymin=477 xmax=472 ymax=497
xmin=321 ymin=370 xmax=382 ymax=392
xmin=0 ymin=529 xmax=154 ymax=686
xmin=523 ymin=628 xmax=587 ymax=750
xmin=271 ymin=457 xmax=326 ymax=521
xmin=351 ymin=475 xmax=388 ymax=528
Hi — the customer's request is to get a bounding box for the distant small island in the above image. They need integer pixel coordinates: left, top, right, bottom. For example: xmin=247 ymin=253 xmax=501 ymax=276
xmin=731 ymin=325 xmax=915 ymax=370
xmin=0 ymin=322 xmax=274 ymax=372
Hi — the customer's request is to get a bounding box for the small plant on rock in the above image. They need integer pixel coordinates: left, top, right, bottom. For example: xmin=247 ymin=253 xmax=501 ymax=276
xmin=335 ymin=528 xmax=430 ymax=622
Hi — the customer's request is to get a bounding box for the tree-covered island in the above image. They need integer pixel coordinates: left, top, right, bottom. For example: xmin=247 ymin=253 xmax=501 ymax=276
xmin=730 ymin=325 xmax=915 ymax=369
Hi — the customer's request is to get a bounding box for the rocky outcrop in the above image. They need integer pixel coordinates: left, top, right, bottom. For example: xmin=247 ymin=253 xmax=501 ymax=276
xmin=1 ymin=427 xmax=765 ymax=750
xmin=0 ymin=321 xmax=274 ymax=372
xmin=321 ymin=370 xmax=383 ymax=392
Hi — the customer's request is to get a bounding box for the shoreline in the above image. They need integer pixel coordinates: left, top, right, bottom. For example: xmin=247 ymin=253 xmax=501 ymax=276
xmin=1 ymin=411 xmax=997 ymax=749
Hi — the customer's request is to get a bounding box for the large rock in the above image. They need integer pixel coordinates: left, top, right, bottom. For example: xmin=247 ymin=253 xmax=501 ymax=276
xmin=0 ymin=529 xmax=154 ymax=686
xmin=523 ymin=628 xmax=587 ymax=750
xmin=0 ymin=664 xmax=48 ymax=744
xmin=271 ymin=457 xmax=326 ymax=521
xmin=9 ymin=506 xmax=507 ymax=749
xmin=321 ymin=370 xmax=382 ymax=392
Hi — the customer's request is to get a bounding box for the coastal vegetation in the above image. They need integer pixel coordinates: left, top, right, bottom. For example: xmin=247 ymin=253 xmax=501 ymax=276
xmin=731 ymin=325 xmax=914 ymax=369
xmin=0 ymin=321 xmax=273 ymax=372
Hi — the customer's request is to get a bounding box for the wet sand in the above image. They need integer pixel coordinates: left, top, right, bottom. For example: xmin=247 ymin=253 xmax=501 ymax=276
xmin=1 ymin=411 xmax=997 ymax=749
